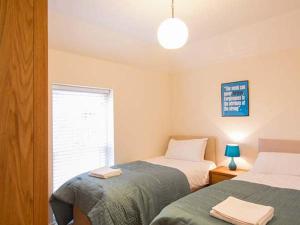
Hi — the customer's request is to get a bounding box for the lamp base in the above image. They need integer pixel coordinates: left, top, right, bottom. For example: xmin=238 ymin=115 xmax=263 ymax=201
xmin=228 ymin=157 xmax=237 ymax=171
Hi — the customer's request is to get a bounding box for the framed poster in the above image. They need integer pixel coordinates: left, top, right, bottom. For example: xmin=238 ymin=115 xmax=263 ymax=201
xmin=221 ymin=80 xmax=249 ymax=117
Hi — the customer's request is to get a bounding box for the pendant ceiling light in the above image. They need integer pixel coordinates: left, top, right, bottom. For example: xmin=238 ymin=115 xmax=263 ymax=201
xmin=157 ymin=0 xmax=189 ymax=49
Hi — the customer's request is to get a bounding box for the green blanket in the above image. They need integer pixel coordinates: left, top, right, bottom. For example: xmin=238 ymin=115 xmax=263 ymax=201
xmin=151 ymin=180 xmax=300 ymax=225
xmin=50 ymin=161 xmax=190 ymax=225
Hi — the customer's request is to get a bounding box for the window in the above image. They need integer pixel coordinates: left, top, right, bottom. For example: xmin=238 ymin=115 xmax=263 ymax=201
xmin=52 ymin=85 xmax=114 ymax=191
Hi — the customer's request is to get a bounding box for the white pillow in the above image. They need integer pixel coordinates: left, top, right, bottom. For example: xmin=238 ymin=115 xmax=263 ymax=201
xmin=251 ymin=152 xmax=300 ymax=176
xmin=165 ymin=138 xmax=208 ymax=162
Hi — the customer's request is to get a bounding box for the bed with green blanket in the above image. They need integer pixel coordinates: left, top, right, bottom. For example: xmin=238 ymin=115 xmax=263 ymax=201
xmin=50 ymin=161 xmax=190 ymax=225
xmin=150 ymin=179 xmax=300 ymax=225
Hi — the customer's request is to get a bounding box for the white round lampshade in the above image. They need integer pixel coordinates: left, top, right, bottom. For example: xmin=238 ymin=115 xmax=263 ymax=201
xmin=157 ymin=17 xmax=189 ymax=49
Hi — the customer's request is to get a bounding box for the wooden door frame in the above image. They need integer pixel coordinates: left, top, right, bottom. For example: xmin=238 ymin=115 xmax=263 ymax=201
xmin=0 ymin=0 xmax=48 ymax=224
xmin=33 ymin=0 xmax=48 ymax=224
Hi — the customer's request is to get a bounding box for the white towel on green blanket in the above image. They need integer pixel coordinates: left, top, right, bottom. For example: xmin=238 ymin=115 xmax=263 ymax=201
xmin=89 ymin=167 xmax=122 ymax=179
xmin=210 ymin=196 xmax=274 ymax=225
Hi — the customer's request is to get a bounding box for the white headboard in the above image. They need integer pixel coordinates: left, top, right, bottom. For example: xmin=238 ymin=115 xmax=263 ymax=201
xmin=259 ymin=138 xmax=300 ymax=154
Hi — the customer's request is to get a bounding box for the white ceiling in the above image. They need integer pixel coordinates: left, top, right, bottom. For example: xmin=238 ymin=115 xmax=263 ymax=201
xmin=49 ymin=0 xmax=300 ymax=73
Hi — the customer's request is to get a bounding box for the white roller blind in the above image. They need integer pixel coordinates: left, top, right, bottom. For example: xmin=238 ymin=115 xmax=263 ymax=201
xmin=52 ymin=85 xmax=114 ymax=191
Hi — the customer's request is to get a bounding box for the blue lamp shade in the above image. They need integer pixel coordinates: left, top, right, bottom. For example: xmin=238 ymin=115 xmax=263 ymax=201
xmin=225 ymin=144 xmax=240 ymax=157
xmin=225 ymin=144 xmax=240 ymax=171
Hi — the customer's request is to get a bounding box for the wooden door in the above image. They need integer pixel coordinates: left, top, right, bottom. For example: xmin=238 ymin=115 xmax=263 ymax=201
xmin=0 ymin=0 xmax=48 ymax=225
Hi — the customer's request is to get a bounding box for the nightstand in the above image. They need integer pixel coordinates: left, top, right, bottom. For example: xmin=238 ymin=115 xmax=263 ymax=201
xmin=209 ymin=166 xmax=248 ymax=185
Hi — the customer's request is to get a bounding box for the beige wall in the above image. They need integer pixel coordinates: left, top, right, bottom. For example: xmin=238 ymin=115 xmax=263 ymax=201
xmin=49 ymin=49 xmax=171 ymax=164
xmin=171 ymin=49 xmax=300 ymax=169
xmin=49 ymin=48 xmax=300 ymax=170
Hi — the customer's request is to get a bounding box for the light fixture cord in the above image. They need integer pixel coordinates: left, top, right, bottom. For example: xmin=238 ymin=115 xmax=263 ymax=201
xmin=172 ymin=0 xmax=174 ymax=18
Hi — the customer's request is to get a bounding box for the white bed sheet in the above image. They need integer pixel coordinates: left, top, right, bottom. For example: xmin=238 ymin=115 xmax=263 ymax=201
xmin=234 ymin=172 xmax=300 ymax=191
xmin=144 ymin=156 xmax=216 ymax=191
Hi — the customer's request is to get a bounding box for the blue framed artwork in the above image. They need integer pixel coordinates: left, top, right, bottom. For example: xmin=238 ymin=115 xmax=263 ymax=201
xmin=221 ymin=80 xmax=249 ymax=117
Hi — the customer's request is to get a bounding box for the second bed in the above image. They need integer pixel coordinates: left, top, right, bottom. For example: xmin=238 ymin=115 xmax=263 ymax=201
xmin=150 ymin=138 xmax=300 ymax=225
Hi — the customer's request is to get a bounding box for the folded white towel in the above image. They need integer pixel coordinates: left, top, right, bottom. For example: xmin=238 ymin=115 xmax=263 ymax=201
xmin=89 ymin=167 xmax=122 ymax=179
xmin=210 ymin=196 xmax=274 ymax=225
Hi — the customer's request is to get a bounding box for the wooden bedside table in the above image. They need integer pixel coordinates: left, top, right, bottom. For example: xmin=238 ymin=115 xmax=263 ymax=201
xmin=209 ymin=166 xmax=248 ymax=185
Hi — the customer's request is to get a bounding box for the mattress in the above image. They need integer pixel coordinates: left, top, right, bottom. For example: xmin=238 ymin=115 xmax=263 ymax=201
xmin=144 ymin=156 xmax=216 ymax=191
xmin=234 ymin=172 xmax=300 ymax=191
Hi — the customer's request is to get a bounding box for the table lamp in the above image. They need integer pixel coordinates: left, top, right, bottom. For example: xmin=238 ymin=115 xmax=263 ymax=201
xmin=225 ymin=144 xmax=240 ymax=171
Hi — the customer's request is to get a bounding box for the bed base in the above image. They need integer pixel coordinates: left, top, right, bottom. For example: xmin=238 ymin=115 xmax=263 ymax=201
xmin=72 ymin=206 xmax=91 ymax=225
